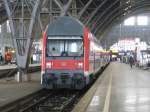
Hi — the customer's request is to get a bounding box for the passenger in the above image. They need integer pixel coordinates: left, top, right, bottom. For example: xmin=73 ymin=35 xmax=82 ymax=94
xmin=30 ymin=55 xmax=33 ymax=64
xmin=52 ymin=47 xmax=55 ymax=51
xmin=32 ymin=54 xmax=37 ymax=64
xmin=0 ymin=53 xmax=3 ymax=64
xmin=51 ymin=47 xmax=58 ymax=56
xmin=52 ymin=47 xmax=56 ymax=54
xmin=129 ymin=55 xmax=134 ymax=68
xmin=5 ymin=49 xmax=12 ymax=64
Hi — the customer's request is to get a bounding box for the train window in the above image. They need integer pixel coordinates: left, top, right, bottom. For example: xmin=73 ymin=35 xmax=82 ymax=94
xmin=70 ymin=43 xmax=77 ymax=52
xmin=47 ymin=38 xmax=83 ymax=57
xmin=47 ymin=40 xmax=64 ymax=56
xmin=66 ymin=40 xmax=83 ymax=56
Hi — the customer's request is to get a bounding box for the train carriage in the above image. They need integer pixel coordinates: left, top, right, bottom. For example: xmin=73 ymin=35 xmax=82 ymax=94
xmin=41 ymin=16 xmax=110 ymax=89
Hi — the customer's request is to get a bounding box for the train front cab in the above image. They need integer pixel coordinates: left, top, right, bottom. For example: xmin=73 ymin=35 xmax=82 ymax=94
xmin=41 ymin=32 xmax=87 ymax=89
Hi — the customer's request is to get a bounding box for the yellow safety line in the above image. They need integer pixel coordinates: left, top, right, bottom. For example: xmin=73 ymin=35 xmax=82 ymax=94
xmin=103 ymin=73 xmax=112 ymax=112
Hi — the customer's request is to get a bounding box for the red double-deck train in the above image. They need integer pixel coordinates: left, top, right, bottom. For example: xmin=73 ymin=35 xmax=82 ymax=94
xmin=41 ymin=16 xmax=110 ymax=89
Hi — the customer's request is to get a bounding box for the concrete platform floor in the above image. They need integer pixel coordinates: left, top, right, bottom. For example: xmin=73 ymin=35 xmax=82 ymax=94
xmin=0 ymin=72 xmax=42 ymax=107
xmin=0 ymin=63 xmax=40 ymax=70
xmin=73 ymin=62 xmax=150 ymax=112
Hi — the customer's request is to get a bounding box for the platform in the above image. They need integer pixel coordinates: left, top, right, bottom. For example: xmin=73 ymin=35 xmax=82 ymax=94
xmin=0 ymin=72 xmax=42 ymax=107
xmin=0 ymin=64 xmax=41 ymax=78
xmin=72 ymin=62 xmax=150 ymax=112
xmin=0 ymin=63 xmax=40 ymax=70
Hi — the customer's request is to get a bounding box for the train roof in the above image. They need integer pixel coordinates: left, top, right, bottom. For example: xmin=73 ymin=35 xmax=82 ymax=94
xmin=46 ymin=16 xmax=84 ymax=37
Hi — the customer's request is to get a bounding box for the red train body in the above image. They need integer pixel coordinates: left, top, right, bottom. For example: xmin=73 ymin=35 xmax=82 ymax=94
xmin=41 ymin=16 xmax=110 ymax=89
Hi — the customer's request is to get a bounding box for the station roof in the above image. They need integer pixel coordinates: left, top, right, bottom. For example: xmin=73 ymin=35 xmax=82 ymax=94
xmin=1 ymin=0 xmax=150 ymax=46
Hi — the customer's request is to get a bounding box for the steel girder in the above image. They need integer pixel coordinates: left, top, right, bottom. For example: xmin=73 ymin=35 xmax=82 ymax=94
xmin=53 ymin=0 xmax=72 ymax=16
xmin=1 ymin=0 xmax=150 ymax=62
xmin=100 ymin=2 xmax=150 ymax=47
xmin=91 ymin=0 xmax=120 ymax=33
xmin=84 ymin=0 xmax=148 ymax=36
xmin=96 ymin=1 xmax=149 ymax=34
xmin=85 ymin=0 xmax=108 ymax=26
xmin=3 ymin=0 xmax=41 ymax=81
xmin=97 ymin=0 xmax=150 ymax=40
xmin=77 ymin=0 xmax=93 ymax=19
xmin=2 ymin=0 xmax=150 ymax=31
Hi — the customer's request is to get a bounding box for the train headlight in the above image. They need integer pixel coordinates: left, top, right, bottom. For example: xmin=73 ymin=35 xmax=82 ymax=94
xmin=46 ymin=62 xmax=52 ymax=68
xmin=78 ymin=62 xmax=83 ymax=68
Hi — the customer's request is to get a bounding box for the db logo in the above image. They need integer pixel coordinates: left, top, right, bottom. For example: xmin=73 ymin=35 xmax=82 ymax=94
xmin=61 ymin=62 xmax=67 ymax=66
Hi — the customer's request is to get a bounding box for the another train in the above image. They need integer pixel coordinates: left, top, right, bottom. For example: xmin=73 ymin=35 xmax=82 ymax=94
xmin=41 ymin=16 xmax=110 ymax=89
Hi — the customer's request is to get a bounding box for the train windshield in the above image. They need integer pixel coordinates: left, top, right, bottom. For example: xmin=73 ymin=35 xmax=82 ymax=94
xmin=47 ymin=38 xmax=83 ymax=57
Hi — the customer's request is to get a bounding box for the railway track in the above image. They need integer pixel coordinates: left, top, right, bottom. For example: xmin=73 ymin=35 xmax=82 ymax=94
xmin=28 ymin=90 xmax=80 ymax=112
xmin=0 ymin=89 xmax=81 ymax=112
xmin=0 ymin=89 xmax=49 ymax=112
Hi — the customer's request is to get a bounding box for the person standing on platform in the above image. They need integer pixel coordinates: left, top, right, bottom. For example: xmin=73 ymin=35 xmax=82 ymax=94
xmin=0 ymin=53 xmax=3 ymax=64
xmin=5 ymin=49 xmax=12 ymax=64
xmin=129 ymin=55 xmax=134 ymax=68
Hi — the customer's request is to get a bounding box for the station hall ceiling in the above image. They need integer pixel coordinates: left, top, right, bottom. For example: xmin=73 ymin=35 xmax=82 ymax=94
xmin=0 ymin=0 xmax=150 ymax=42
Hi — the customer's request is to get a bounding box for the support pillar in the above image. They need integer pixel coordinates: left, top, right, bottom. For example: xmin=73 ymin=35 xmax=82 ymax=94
xmin=16 ymin=69 xmax=31 ymax=82
xmin=3 ymin=0 xmax=41 ymax=82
